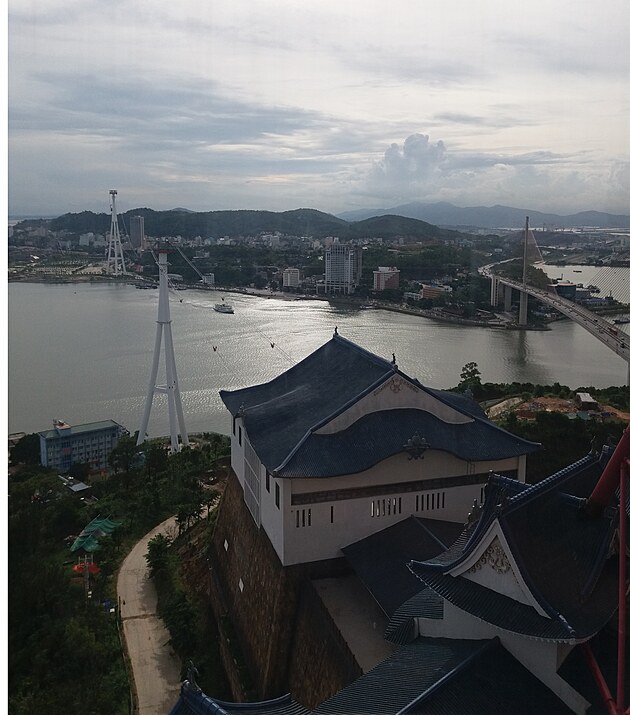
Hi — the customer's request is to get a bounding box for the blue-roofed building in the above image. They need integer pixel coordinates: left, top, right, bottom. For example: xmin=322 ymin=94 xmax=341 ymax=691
xmin=38 ymin=418 xmax=127 ymax=472
xmin=171 ymin=440 xmax=626 ymax=715
xmin=220 ymin=333 xmax=539 ymax=566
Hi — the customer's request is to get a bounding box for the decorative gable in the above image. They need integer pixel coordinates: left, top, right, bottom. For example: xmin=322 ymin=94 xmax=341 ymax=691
xmin=315 ymin=373 xmax=473 ymax=435
xmin=466 ymin=537 xmax=512 ymax=575
xmin=449 ymin=526 xmax=547 ymax=615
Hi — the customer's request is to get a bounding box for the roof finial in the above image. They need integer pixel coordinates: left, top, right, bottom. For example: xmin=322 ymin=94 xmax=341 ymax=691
xmin=334 ymin=326 xmax=338 ymax=335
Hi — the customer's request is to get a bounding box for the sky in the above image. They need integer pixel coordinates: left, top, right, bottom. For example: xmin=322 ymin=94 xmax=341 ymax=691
xmin=8 ymin=0 xmax=630 ymax=217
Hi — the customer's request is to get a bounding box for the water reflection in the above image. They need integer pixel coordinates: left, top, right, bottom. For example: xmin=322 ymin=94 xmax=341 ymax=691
xmin=8 ymin=282 xmax=629 ymax=436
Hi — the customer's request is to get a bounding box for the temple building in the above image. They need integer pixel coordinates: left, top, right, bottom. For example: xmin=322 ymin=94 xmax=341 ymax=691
xmin=219 ymin=333 xmax=539 ymax=566
xmin=169 ymin=335 xmax=627 ymax=715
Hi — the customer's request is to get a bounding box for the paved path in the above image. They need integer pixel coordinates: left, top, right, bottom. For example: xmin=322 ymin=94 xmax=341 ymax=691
xmin=117 ymin=517 xmax=182 ymax=715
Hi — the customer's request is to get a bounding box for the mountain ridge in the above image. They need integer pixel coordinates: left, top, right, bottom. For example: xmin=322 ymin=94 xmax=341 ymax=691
xmin=45 ymin=207 xmax=461 ymax=241
xmin=337 ymin=201 xmax=630 ymax=229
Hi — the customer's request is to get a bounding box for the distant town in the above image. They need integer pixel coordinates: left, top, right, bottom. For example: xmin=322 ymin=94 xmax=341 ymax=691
xmin=8 ymin=205 xmax=630 ymax=331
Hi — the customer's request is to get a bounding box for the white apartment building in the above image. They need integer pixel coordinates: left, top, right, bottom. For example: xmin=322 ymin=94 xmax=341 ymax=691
xmin=282 ymin=268 xmax=300 ymax=288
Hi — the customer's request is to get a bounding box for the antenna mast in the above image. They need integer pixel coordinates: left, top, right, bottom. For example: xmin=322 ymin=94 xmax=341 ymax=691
xmin=106 ymin=190 xmax=127 ymax=275
xmin=137 ymin=246 xmax=189 ymax=452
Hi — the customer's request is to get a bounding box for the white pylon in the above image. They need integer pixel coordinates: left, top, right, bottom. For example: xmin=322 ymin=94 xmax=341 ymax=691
xmin=137 ymin=248 xmax=189 ymax=452
xmin=106 ymin=190 xmax=127 ymax=275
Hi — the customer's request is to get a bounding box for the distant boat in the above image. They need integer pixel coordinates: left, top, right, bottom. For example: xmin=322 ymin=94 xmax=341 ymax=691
xmin=214 ymin=302 xmax=234 ymax=314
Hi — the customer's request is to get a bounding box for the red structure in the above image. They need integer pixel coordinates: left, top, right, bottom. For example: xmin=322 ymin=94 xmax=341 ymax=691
xmin=584 ymin=423 xmax=629 ymax=715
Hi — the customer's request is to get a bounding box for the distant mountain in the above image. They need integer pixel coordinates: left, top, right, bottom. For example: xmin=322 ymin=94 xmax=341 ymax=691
xmin=46 ymin=208 xmax=461 ymax=241
xmin=337 ymin=201 xmax=630 ymax=229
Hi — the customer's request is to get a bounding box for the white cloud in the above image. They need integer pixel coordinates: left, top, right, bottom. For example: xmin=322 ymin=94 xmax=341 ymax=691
xmin=8 ymin=0 xmax=630 ymax=215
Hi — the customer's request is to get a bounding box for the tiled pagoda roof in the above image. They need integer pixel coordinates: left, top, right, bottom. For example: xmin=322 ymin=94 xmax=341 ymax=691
xmin=220 ymin=334 xmax=539 ymax=477
xmin=409 ymin=451 xmax=620 ymax=641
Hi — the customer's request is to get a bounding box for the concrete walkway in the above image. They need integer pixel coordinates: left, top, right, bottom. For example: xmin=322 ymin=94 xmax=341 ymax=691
xmin=117 ymin=517 xmax=182 ymax=715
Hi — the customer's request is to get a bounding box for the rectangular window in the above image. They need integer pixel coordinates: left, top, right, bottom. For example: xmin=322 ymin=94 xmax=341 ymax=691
xmin=431 ymin=493 xmax=435 ymax=510
xmin=265 ymin=470 xmax=270 ymax=492
xmin=398 ymin=497 xmax=402 ymax=513
xmin=307 ymin=508 xmax=311 ymax=527
xmin=442 ymin=492 xmax=445 ymax=508
xmin=421 ymin=494 xmax=425 ymax=511
xmin=232 ymin=416 xmax=236 ymax=436
xmin=275 ymin=483 xmax=280 ymax=509
xmin=238 ymin=426 xmax=242 ymax=446
xmin=330 ymin=505 xmax=334 ymax=523
xmin=296 ymin=510 xmax=300 ymax=528
xmin=415 ymin=494 xmax=419 ymax=512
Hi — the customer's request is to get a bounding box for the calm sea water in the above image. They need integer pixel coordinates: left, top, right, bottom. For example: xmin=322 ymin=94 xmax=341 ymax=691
xmin=8 ymin=280 xmax=629 ymax=437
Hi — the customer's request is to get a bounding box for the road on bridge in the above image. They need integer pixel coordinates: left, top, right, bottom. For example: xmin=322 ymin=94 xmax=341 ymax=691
xmin=481 ymin=263 xmax=630 ymax=372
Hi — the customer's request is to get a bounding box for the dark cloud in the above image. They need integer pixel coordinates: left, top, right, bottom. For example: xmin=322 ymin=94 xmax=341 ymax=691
xmin=12 ymin=72 xmax=322 ymax=146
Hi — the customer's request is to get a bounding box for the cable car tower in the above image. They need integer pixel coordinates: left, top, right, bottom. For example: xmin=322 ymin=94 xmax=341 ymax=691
xmin=106 ymin=189 xmax=127 ymax=275
xmin=137 ymin=245 xmax=189 ymax=452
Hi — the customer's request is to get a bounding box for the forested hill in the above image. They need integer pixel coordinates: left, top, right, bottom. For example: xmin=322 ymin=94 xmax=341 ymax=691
xmin=46 ymin=208 xmax=463 ymax=241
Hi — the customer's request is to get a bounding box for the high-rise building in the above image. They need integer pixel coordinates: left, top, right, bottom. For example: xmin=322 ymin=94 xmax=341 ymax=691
xmin=324 ymin=242 xmax=362 ymax=294
xmin=129 ymin=215 xmax=145 ymax=250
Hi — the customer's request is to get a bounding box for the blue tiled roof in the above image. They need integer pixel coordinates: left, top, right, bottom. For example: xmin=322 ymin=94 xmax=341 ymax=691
xmin=385 ymin=588 xmax=445 ymax=645
xmin=417 ymin=571 xmax=575 ymax=640
xmin=220 ymin=335 xmax=539 ymax=476
xmin=169 ymin=685 xmax=309 ymax=715
xmin=313 ymin=636 xmax=573 ymax=714
xmin=313 ymin=638 xmax=486 ymax=715
xmin=410 ymin=451 xmax=620 ymax=640
xmin=279 ymin=408 xmax=539 ymax=478
xmin=343 ymin=516 xmax=463 ymax=616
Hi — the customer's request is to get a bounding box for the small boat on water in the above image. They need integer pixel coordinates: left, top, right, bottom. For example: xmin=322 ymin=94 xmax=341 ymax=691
xmin=214 ymin=301 xmax=234 ymax=314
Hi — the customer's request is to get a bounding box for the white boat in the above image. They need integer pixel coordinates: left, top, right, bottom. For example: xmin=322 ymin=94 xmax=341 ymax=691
xmin=214 ymin=302 xmax=234 ymax=314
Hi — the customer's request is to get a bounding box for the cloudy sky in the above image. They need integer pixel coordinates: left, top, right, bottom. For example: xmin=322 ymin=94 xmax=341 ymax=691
xmin=8 ymin=0 xmax=630 ymax=216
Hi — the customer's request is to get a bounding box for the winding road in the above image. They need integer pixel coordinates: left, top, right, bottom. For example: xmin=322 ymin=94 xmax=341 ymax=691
xmin=117 ymin=517 xmax=182 ymax=714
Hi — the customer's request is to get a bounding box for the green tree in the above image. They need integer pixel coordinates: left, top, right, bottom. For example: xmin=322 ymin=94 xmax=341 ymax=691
xmin=10 ymin=433 xmax=41 ymax=465
xmin=146 ymin=533 xmax=171 ymax=577
xmin=459 ymin=361 xmax=482 ymax=388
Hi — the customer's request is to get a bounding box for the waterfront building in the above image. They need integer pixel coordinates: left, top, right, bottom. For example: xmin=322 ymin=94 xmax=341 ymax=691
xmin=220 ymin=333 xmax=538 ymax=567
xmin=373 ymin=266 xmax=400 ymax=291
xmin=324 ymin=241 xmax=362 ymax=294
xmin=420 ymin=283 xmax=452 ymax=299
xmin=129 ymin=215 xmax=145 ymax=250
xmin=282 ymin=267 xmax=300 ymax=288
xmin=38 ymin=418 xmax=127 ymax=472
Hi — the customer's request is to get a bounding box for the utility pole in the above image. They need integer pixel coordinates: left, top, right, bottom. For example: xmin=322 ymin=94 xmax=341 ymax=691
xmin=137 ymin=246 xmax=189 ymax=452
xmin=106 ymin=190 xmax=127 ymax=275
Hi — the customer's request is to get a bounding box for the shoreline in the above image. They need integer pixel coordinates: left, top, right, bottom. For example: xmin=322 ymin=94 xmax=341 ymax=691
xmin=10 ymin=274 xmax=628 ymax=331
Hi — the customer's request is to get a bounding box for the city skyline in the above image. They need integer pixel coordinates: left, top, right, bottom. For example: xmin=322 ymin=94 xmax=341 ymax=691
xmin=9 ymin=1 xmax=630 ymax=217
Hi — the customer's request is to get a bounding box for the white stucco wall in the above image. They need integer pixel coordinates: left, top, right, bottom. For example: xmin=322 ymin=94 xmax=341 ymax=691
xmin=315 ymin=373 xmax=473 ymax=435
xmin=259 ymin=447 xmax=520 ymax=566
